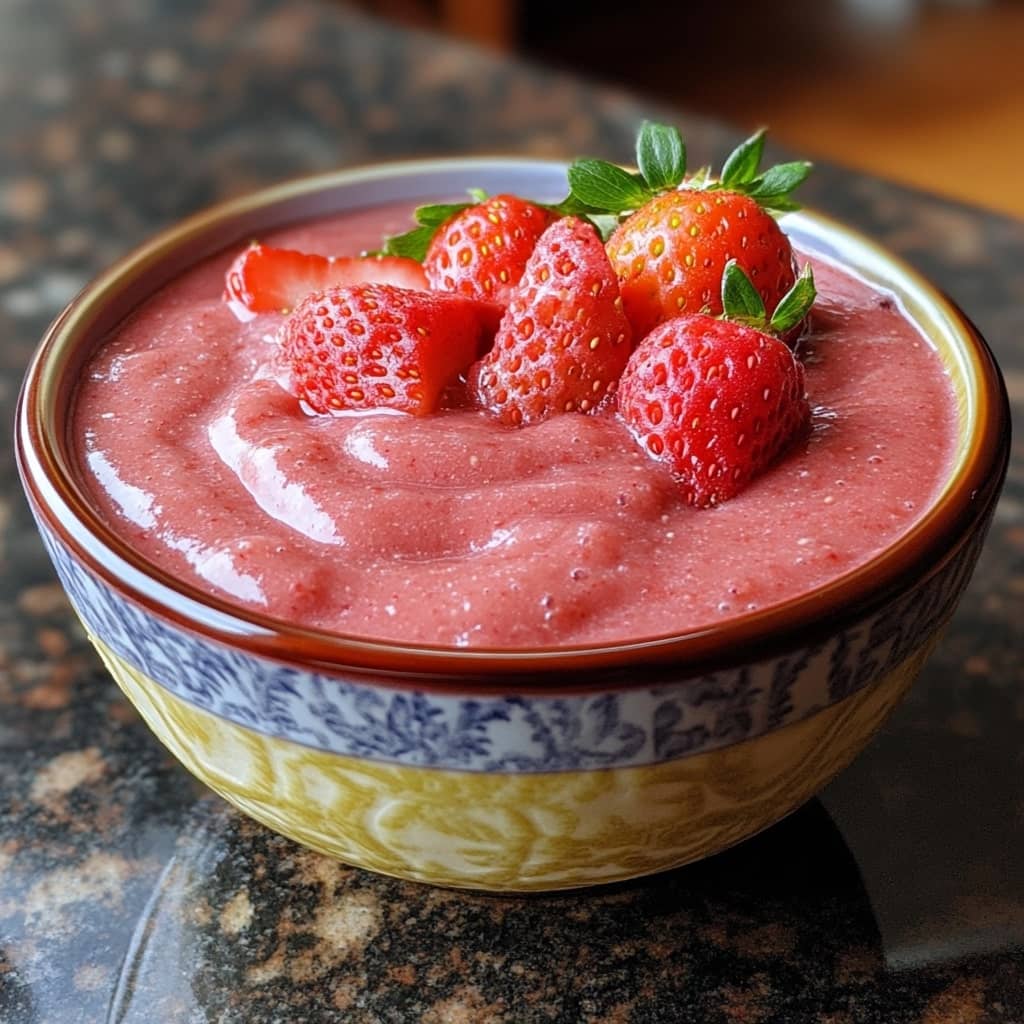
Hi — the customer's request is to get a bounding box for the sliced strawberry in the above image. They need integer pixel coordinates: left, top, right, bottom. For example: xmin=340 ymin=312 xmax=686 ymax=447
xmin=283 ymin=283 xmax=487 ymax=417
xmin=223 ymin=243 xmax=427 ymax=321
xmin=617 ymin=262 xmax=814 ymax=507
xmin=471 ymin=217 xmax=632 ymax=427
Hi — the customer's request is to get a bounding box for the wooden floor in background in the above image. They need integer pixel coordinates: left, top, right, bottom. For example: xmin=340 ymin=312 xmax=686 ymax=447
xmin=520 ymin=0 xmax=1024 ymax=217
xmin=364 ymin=0 xmax=1023 ymax=215
xmin=352 ymin=0 xmax=1020 ymax=217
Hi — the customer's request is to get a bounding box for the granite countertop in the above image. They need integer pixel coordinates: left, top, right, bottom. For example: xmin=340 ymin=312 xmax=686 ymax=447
xmin=1 ymin=1 xmax=1022 ymax=1021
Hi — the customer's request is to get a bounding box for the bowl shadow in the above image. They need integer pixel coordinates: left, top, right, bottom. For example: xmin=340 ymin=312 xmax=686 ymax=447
xmin=106 ymin=796 xmax=882 ymax=1023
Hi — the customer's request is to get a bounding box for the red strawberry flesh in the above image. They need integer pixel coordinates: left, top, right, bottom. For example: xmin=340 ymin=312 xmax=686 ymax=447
xmin=283 ymin=284 xmax=488 ymax=417
xmin=224 ymin=243 xmax=428 ymax=321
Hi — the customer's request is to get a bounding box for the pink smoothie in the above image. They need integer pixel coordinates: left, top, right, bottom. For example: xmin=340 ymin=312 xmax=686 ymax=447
xmin=73 ymin=204 xmax=958 ymax=648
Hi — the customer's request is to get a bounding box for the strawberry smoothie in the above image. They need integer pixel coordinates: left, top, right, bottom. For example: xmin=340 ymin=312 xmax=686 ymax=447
xmin=73 ymin=203 xmax=958 ymax=648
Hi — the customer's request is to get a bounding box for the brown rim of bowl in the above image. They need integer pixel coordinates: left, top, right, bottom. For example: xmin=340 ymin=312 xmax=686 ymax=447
xmin=15 ymin=157 xmax=1012 ymax=688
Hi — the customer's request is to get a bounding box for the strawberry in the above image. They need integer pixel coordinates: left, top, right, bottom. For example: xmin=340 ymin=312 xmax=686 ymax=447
xmin=566 ymin=123 xmax=811 ymax=340
xmin=224 ymin=243 xmax=427 ymax=321
xmin=607 ymin=190 xmax=797 ymax=340
xmin=471 ymin=216 xmax=632 ymax=427
xmin=283 ymin=284 xmax=487 ymax=417
xmin=381 ymin=194 xmax=555 ymax=307
xmin=424 ymin=195 xmax=555 ymax=305
xmin=617 ymin=261 xmax=816 ymax=507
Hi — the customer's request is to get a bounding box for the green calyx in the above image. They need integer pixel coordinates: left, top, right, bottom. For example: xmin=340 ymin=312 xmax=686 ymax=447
xmin=566 ymin=122 xmax=685 ymax=216
xmin=565 ymin=122 xmax=812 ymax=222
xmin=712 ymin=129 xmax=812 ymax=213
xmin=379 ymin=188 xmax=615 ymax=263
xmin=720 ymin=260 xmax=816 ymax=336
xmin=380 ymin=198 xmax=480 ymax=261
xmin=379 ymin=122 xmax=812 ymax=260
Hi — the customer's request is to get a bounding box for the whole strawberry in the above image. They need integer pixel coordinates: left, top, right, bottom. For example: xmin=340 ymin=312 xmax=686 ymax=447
xmin=426 ymin=194 xmax=555 ymax=305
xmin=607 ymin=190 xmax=796 ymax=341
xmin=568 ymin=123 xmax=810 ymax=340
xmin=618 ymin=261 xmax=815 ymax=507
xmin=283 ymin=284 xmax=488 ymax=417
xmin=223 ymin=243 xmax=426 ymax=321
xmin=471 ymin=217 xmax=632 ymax=426
xmin=381 ymin=193 xmax=555 ymax=309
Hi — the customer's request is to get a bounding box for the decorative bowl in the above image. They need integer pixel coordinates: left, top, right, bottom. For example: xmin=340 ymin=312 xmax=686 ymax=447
xmin=15 ymin=159 xmax=1010 ymax=891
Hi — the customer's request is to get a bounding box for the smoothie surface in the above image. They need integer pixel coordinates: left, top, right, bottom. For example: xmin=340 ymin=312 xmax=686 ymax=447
xmin=73 ymin=203 xmax=958 ymax=647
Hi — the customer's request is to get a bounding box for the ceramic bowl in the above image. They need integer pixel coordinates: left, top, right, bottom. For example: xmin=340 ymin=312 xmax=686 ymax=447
xmin=16 ymin=159 xmax=1010 ymax=892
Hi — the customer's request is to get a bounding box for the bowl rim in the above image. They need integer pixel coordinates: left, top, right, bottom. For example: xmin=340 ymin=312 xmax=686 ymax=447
xmin=15 ymin=156 xmax=1011 ymax=686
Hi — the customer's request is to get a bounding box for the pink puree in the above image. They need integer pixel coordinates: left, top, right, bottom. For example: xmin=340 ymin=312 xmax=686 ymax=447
xmin=74 ymin=204 xmax=957 ymax=648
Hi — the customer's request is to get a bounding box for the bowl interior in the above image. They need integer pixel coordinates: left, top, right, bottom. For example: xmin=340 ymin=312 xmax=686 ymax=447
xmin=17 ymin=158 xmax=1008 ymax=680
xmin=783 ymin=216 xmax=980 ymax=501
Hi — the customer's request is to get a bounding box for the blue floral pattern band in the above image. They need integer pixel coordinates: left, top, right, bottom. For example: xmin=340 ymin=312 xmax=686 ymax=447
xmin=40 ymin=523 xmax=979 ymax=774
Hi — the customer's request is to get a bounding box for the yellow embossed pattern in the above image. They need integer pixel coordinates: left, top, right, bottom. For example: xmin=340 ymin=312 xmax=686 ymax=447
xmin=92 ymin=636 xmax=931 ymax=891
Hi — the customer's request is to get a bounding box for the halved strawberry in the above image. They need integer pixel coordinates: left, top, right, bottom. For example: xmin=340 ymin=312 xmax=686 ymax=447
xmin=223 ymin=243 xmax=427 ymax=321
xmin=471 ymin=217 xmax=632 ymax=426
xmin=283 ymin=283 xmax=488 ymax=417
xmin=618 ymin=261 xmax=815 ymax=506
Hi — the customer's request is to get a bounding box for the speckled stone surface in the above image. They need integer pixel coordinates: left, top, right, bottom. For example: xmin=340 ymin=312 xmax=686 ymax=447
xmin=1 ymin=1 xmax=1022 ymax=1021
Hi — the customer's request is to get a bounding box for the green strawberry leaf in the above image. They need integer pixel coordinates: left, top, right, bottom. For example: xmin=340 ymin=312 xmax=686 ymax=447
xmin=543 ymin=194 xmax=621 ymax=239
xmin=636 ymin=121 xmax=686 ymax=191
xmin=379 ymin=198 xmax=478 ymax=261
xmin=747 ymin=161 xmax=813 ymax=202
xmin=413 ymin=202 xmax=471 ymax=228
xmin=567 ymin=158 xmax=653 ymax=214
xmin=769 ymin=263 xmax=816 ymax=335
xmin=467 ymin=188 xmax=488 ymax=203
xmin=716 ymin=136 xmax=812 ymax=212
xmin=721 ymin=259 xmax=767 ymax=325
xmin=380 ymin=224 xmax=437 ymax=262
xmin=720 ymin=130 xmax=766 ymax=189
xmin=751 ymin=194 xmax=803 ymax=215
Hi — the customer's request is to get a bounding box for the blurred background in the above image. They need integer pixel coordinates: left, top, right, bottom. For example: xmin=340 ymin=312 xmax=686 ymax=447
xmin=353 ymin=0 xmax=1024 ymax=217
